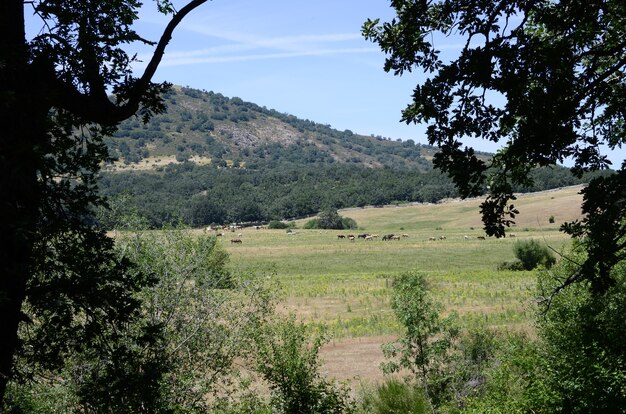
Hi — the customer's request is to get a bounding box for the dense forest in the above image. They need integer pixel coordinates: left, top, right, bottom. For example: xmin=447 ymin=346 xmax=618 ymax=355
xmin=98 ymin=87 xmax=604 ymax=228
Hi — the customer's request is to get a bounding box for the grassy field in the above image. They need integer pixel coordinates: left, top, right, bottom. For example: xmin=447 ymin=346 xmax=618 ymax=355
xmin=216 ymin=185 xmax=583 ymax=340
xmin=175 ymin=186 xmax=585 ymax=386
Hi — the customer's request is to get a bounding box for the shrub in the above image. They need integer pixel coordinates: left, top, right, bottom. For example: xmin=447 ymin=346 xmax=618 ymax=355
xmin=307 ymin=209 xmax=358 ymax=230
xmin=535 ymin=251 xmax=626 ymax=413
xmin=268 ymin=220 xmax=289 ymax=229
xmin=497 ymin=260 xmax=525 ymax=271
xmin=357 ymin=379 xmax=429 ymax=414
xmin=254 ymin=316 xmax=354 ymax=414
xmin=513 ymin=239 xmax=556 ymax=270
xmin=459 ymin=332 xmax=552 ymax=413
xmin=317 ymin=209 xmax=345 ymax=229
xmin=381 ymin=272 xmax=459 ymax=406
xmin=341 ymin=217 xmax=358 ymax=230
xmin=548 ymin=215 xmax=555 ymax=223
xmin=303 ymin=218 xmax=319 ymax=229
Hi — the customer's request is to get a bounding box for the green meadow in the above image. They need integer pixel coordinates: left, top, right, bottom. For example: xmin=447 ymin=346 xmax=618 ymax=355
xmin=219 ymin=186 xmax=584 ymax=339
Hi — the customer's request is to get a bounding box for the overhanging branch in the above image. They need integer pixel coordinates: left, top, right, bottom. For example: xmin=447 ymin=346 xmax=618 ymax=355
xmin=49 ymin=0 xmax=209 ymax=126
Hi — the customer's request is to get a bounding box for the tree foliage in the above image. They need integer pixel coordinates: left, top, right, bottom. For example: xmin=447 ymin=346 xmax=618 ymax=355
xmin=364 ymin=0 xmax=626 ymax=292
xmin=0 ymin=0 xmax=208 ymax=404
xmin=536 ymin=249 xmax=626 ymax=413
xmin=116 ymin=228 xmax=278 ymax=412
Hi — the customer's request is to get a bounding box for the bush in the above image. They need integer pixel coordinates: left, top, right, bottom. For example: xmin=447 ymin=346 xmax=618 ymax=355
xmin=341 ymin=217 xmax=358 ymax=230
xmin=535 ymin=252 xmax=626 ymax=413
xmin=459 ymin=332 xmax=552 ymax=413
xmin=381 ymin=272 xmax=459 ymax=406
xmin=268 ymin=220 xmax=289 ymax=229
xmin=497 ymin=260 xmax=525 ymax=271
xmin=318 ymin=209 xmax=345 ymax=229
xmin=254 ymin=316 xmax=354 ymax=414
xmin=357 ymin=379 xmax=429 ymax=414
xmin=303 ymin=218 xmax=319 ymax=229
xmin=513 ymin=239 xmax=556 ymax=270
xmin=306 ymin=209 xmax=358 ymax=230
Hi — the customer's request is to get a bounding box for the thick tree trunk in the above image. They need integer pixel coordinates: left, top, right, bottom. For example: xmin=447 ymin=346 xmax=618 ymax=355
xmin=0 ymin=0 xmax=43 ymax=401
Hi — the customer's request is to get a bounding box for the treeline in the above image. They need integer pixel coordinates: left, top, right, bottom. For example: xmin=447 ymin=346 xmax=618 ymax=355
xmin=98 ymin=161 xmax=603 ymax=228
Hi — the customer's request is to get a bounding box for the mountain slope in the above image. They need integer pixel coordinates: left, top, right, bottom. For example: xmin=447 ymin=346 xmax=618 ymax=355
xmin=104 ymin=86 xmax=442 ymax=171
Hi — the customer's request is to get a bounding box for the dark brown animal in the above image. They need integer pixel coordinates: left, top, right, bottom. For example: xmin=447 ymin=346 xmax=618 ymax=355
xmin=383 ymin=234 xmax=395 ymax=241
xmin=477 ymin=236 xmax=486 ymax=240
xmin=337 ymin=234 xmax=345 ymax=239
xmin=230 ymin=239 xmax=242 ymax=244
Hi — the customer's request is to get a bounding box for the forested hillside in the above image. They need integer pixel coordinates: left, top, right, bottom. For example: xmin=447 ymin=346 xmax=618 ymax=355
xmin=104 ymin=86 xmax=433 ymax=169
xmin=99 ymin=87 xmax=604 ymax=228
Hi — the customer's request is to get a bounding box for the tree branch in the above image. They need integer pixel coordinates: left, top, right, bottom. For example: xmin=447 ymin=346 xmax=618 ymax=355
xmin=49 ymin=0 xmax=209 ymax=126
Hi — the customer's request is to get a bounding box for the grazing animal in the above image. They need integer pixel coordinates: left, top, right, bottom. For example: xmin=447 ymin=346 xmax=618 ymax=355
xmin=392 ymin=235 xmax=401 ymax=240
xmin=383 ymin=234 xmax=395 ymax=241
xmin=365 ymin=235 xmax=373 ymax=241
xmin=337 ymin=234 xmax=345 ymax=239
xmin=216 ymin=232 xmax=223 ymax=237
xmin=402 ymin=234 xmax=409 ymax=238
xmin=358 ymin=233 xmax=369 ymax=239
xmin=348 ymin=235 xmax=355 ymax=241
xmin=371 ymin=234 xmax=379 ymax=239
xmin=238 ymin=233 xmax=243 ymax=237
xmin=439 ymin=235 xmax=447 ymax=240
xmin=429 ymin=237 xmax=436 ymax=241
xmin=509 ymin=233 xmax=516 ymax=238
xmin=230 ymin=239 xmax=242 ymax=244
xmin=464 ymin=235 xmax=470 ymax=240
xmin=477 ymin=236 xmax=486 ymax=240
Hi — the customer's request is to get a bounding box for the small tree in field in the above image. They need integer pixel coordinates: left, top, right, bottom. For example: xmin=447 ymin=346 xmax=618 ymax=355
xmin=382 ymin=272 xmax=459 ymax=406
xmin=306 ymin=208 xmax=358 ymax=230
xmin=514 ymin=239 xmax=556 ymax=270
xmin=254 ymin=316 xmax=354 ymax=414
xmin=318 ymin=209 xmax=345 ymax=229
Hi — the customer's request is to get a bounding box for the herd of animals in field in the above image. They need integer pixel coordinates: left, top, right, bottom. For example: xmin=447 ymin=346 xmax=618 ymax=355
xmin=200 ymin=223 xmax=502 ymax=245
xmin=335 ymin=233 xmax=499 ymax=241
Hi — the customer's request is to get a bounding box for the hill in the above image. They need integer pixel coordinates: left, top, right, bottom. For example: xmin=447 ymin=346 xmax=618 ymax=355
xmin=104 ymin=85 xmax=442 ymax=171
xmin=98 ymin=86 xmax=605 ymax=228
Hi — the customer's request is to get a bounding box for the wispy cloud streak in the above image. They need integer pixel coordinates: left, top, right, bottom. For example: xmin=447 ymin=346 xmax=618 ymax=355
xmin=131 ymin=19 xmax=374 ymax=69
xmin=154 ymin=47 xmax=378 ymax=67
